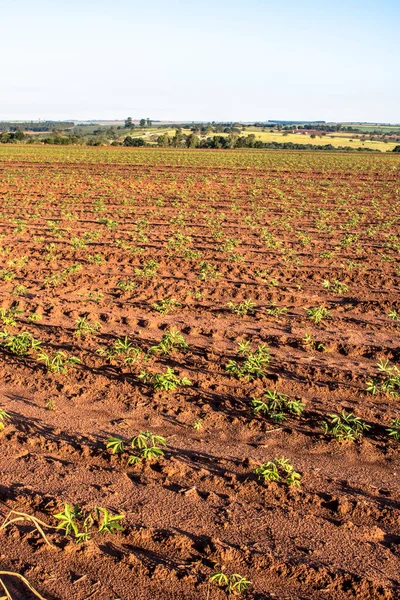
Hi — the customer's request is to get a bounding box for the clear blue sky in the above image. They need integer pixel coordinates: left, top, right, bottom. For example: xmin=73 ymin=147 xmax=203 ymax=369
xmin=0 ymin=0 xmax=399 ymax=122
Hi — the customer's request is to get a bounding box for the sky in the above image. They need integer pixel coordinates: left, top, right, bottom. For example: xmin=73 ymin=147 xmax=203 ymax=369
xmin=0 ymin=0 xmax=399 ymax=123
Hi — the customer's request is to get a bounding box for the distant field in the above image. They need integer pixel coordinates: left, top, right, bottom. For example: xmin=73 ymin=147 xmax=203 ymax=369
xmin=243 ymin=128 xmax=397 ymax=151
xmin=124 ymin=127 xmax=397 ymax=151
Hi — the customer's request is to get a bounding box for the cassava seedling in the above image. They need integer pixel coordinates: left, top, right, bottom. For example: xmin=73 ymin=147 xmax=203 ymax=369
xmin=210 ymin=572 xmax=251 ymax=595
xmin=0 ymin=331 xmax=41 ymax=356
xmin=322 ymin=410 xmax=370 ymax=441
xmin=306 ymin=305 xmax=331 ymax=325
xmin=227 ymin=299 xmax=255 ymax=317
xmin=254 ymin=457 xmax=301 ymax=487
xmin=139 ymin=367 xmax=192 ymax=391
xmin=225 ymin=341 xmax=270 ymax=380
xmin=54 ymin=503 xmax=124 ymax=543
xmin=198 ymin=261 xmax=221 ymax=281
xmin=387 ymin=418 xmax=400 ymax=440
xmin=149 ymin=329 xmax=188 ymax=355
xmin=366 ymin=360 xmax=400 ymax=397
xmin=152 ymin=298 xmax=180 ymax=314
xmin=75 ymin=316 xmax=101 ymax=338
xmin=0 ymin=408 xmax=10 ymax=431
xmin=252 ymin=390 xmax=304 ymax=422
xmin=322 ymin=279 xmax=348 ymax=294
xmin=0 ymin=307 xmax=23 ymax=327
xmin=106 ymin=431 xmax=166 ymax=465
xmin=37 ymin=351 xmax=81 ymax=374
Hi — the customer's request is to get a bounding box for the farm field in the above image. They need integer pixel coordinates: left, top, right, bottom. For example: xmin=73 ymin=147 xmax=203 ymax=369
xmin=241 ymin=129 xmax=398 ymax=152
xmin=115 ymin=128 xmax=398 ymax=151
xmin=0 ymin=145 xmax=399 ymax=600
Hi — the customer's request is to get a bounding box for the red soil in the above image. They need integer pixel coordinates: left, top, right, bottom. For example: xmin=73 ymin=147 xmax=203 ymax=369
xmin=0 ymin=148 xmax=399 ymax=600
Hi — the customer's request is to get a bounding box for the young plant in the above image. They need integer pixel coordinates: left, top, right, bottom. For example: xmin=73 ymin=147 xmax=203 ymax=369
xmin=366 ymin=360 xmax=400 ymax=397
xmin=210 ymin=572 xmax=251 ymax=596
xmin=252 ymin=390 xmax=304 ymax=422
xmin=306 ymin=305 xmax=331 ymax=325
xmin=37 ymin=350 xmax=81 ymax=374
xmin=254 ymin=457 xmax=301 ymax=487
xmin=266 ymin=303 xmax=288 ymax=318
xmin=0 ymin=306 xmax=23 ymax=327
xmin=301 ymin=332 xmax=325 ymax=352
xmin=227 ymin=299 xmax=255 ymax=317
xmin=116 ymin=279 xmax=136 ymax=293
xmin=28 ymin=311 xmax=43 ymax=323
xmin=54 ymin=503 xmax=124 ymax=543
xmin=322 ymin=279 xmax=348 ymax=294
xmin=387 ymin=418 xmax=400 ymax=441
xmin=225 ymin=341 xmax=270 ymax=381
xmin=322 ymin=410 xmax=370 ymax=441
xmin=0 ymin=331 xmax=41 ymax=356
xmin=152 ymin=298 xmax=180 ymax=314
xmin=97 ymin=336 xmax=146 ymax=366
xmin=139 ymin=367 xmax=192 ymax=391
xmin=134 ymin=259 xmax=159 ymax=279
xmin=96 ymin=507 xmax=125 ymax=534
xmin=0 ymin=408 xmax=10 ymax=431
xmin=74 ymin=316 xmax=101 ymax=338
xmin=149 ymin=329 xmax=188 ymax=355
xmin=106 ymin=431 xmax=166 ymax=465
xmin=198 ymin=261 xmax=221 ymax=281
xmin=54 ymin=503 xmax=91 ymax=543
xmin=193 ymin=418 xmax=203 ymax=431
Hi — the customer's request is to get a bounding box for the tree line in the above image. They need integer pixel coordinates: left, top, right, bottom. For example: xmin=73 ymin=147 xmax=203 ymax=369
xmin=0 ymin=121 xmax=73 ymax=132
xmin=124 ymin=132 xmax=380 ymax=152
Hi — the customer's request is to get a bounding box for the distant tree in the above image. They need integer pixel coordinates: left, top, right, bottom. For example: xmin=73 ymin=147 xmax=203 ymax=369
xmin=171 ymin=129 xmax=184 ymax=147
xmin=146 ymin=118 xmax=152 ymax=127
xmin=393 ymin=145 xmax=400 ymax=152
xmin=125 ymin=117 xmax=134 ymax=129
xmin=186 ymin=134 xmax=199 ymax=148
xmin=140 ymin=119 xmax=146 ymax=128
xmin=124 ymin=136 xmax=145 ymax=146
xmin=157 ymin=133 xmax=170 ymax=147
